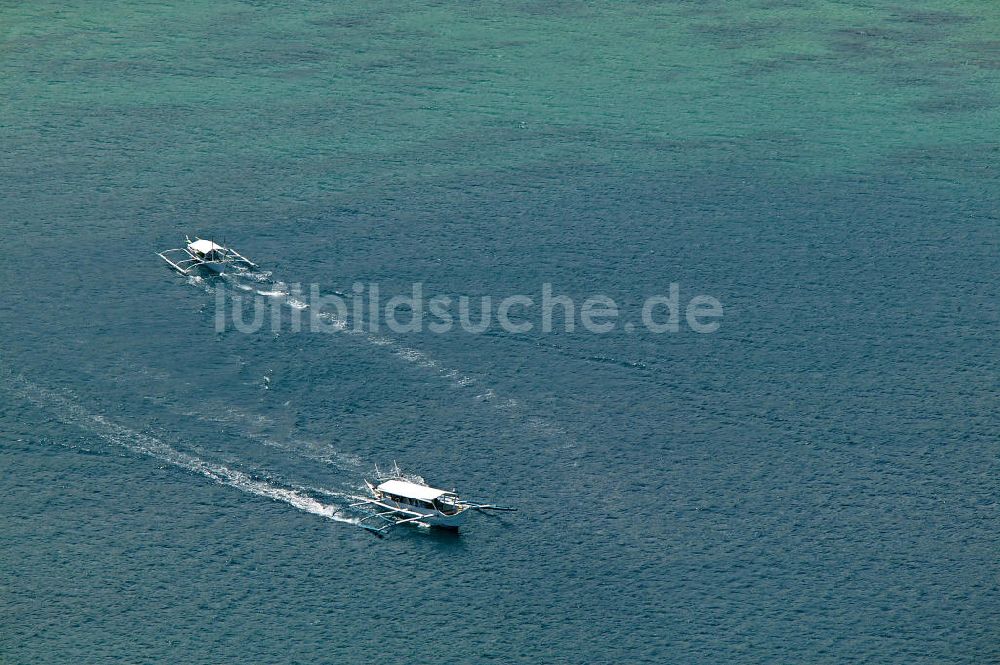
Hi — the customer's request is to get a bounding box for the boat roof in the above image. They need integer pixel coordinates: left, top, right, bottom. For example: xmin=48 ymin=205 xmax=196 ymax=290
xmin=188 ymin=239 xmax=224 ymax=254
xmin=376 ymin=479 xmax=452 ymax=501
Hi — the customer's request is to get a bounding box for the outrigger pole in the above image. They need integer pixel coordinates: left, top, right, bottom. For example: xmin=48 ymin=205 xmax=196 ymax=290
xmin=461 ymin=501 xmax=518 ymax=512
xmin=356 ymin=511 xmax=432 ymax=537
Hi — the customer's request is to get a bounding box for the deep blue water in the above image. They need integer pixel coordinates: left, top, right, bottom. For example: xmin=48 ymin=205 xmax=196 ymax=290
xmin=2 ymin=2 xmax=998 ymax=663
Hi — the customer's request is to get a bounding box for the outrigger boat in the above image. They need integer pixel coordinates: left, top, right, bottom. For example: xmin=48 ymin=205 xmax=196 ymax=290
xmin=157 ymin=236 xmax=258 ymax=275
xmin=351 ymin=463 xmax=515 ymax=536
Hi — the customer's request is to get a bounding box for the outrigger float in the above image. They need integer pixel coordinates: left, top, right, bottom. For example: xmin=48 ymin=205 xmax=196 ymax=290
xmin=351 ymin=463 xmax=516 ymax=536
xmin=157 ymin=236 xmax=258 ymax=275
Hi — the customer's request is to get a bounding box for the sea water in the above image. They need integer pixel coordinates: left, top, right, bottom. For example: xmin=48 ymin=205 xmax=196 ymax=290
xmin=1 ymin=2 xmax=997 ymax=662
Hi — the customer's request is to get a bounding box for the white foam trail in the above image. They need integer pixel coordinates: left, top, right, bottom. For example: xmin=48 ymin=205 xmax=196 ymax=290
xmin=315 ymin=311 xmax=347 ymax=330
xmin=7 ymin=376 xmax=358 ymax=525
xmin=293 ymin=484 xmax=358 ymax=502
xmin=186 ymin=275 xmax=214 ymax=293
xmin=242 ymin=270 xmax=273 ymax=283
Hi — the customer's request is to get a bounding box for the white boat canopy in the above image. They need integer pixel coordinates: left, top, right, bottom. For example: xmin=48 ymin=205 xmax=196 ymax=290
xmin=376 ymin=479 xmax=452 ymax=502
xmin=188 ymin=239 xmax=224 ymax=254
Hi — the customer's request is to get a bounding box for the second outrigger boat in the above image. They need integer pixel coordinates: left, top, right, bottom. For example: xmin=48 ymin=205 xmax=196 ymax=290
xmin=351 ymin=463 xmax=515 ymax=536
xmin=157 ymin=236 xmax=258 ymax=275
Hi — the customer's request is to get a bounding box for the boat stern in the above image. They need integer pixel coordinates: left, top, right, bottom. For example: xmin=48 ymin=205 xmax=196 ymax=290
xmin=426 ymin=506 xmax=469 ymax=529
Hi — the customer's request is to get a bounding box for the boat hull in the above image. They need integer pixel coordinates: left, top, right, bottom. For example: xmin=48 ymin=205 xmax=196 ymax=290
xmin=424 ymin=509 xmax=468 ymax=530
xmin=379 ymin=495 xmax=469 ymax=529
xmin=202 ymin=262 xmax=226 ymax=273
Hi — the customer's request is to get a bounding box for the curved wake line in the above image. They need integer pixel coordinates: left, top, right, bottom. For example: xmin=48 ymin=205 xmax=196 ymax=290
xmin=93 ymin=354 xmax=365 ymax=473
xmin=6 ymin=374 xmax=358 ymax=526
xmin=175 ymin=404 xmax=364 ymax=471
xmin=215 ymin=272 xmax=567 ymax=438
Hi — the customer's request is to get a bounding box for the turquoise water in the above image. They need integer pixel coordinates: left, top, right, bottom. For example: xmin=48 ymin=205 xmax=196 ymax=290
xmin=1 ymin=2 xmax=998 ymax=662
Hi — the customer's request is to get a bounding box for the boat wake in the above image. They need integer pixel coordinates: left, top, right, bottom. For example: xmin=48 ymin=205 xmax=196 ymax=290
xmin=5 ymin=374 xmax=359 ymax=526
xmin=176 ymin=402 xmax=364 ymax=471
xmin=74 ymin=352 xmax=366 ymax=473
xmin=207 ymin=270 xmax=567 ymax=437
xmin=161 ymin=245 xmax=562 ymax=440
